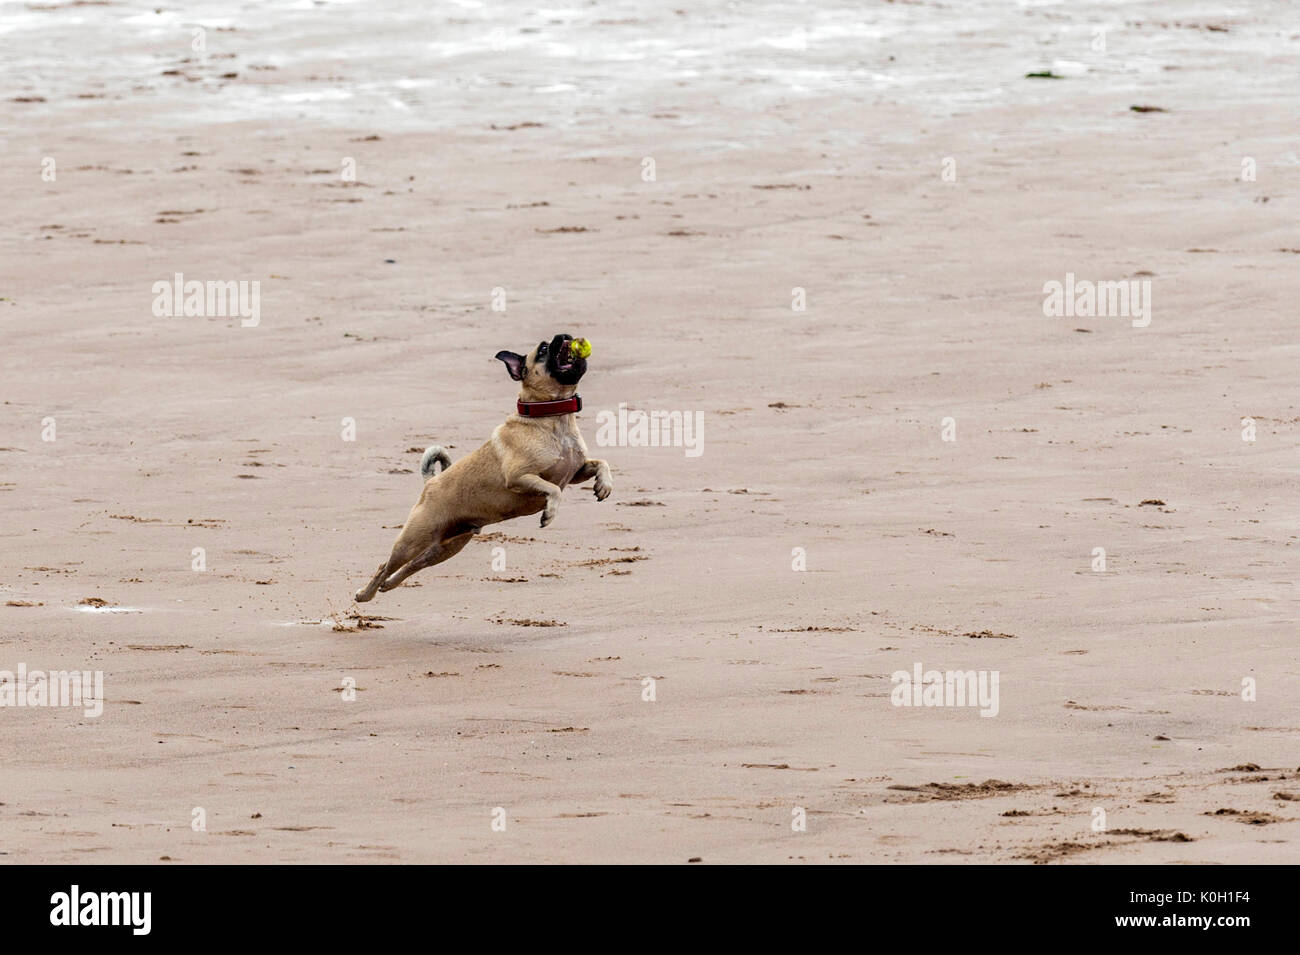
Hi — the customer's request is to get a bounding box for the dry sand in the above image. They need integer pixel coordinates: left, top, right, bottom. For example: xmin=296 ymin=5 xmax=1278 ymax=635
xmin=2 ymin=0 xmax=1298 ymax=863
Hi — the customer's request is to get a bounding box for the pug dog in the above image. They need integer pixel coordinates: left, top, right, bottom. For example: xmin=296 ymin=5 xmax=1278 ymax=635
xmin=354 ymin=334 xmax=612 ymax=602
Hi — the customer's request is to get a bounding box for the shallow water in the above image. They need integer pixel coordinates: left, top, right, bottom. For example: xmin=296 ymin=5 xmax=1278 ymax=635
xmin=4 ymin=0 xmax=1292 ymax=134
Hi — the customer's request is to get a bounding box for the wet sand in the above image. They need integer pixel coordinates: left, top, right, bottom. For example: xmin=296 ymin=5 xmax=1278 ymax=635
xmin=1 ymin=0 xmax=1298 ymax=862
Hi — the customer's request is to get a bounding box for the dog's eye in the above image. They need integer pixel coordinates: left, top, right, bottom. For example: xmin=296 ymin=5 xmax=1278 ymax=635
xmin=537 ymin=342 xmax=547 ymax=355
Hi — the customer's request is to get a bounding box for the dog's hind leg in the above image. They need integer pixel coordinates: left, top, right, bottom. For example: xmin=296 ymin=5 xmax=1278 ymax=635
xmin=377 ymin=530 xmax=475 ymax=592
xmin=354 ymin=537 xmax=420 ymax=603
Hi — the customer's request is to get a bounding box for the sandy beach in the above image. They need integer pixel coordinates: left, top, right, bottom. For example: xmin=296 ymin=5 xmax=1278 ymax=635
xmin=1 ymin=0 xmax=1298 ymax=863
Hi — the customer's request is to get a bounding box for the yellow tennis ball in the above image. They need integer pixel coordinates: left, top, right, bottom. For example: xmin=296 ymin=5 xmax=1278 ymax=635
xmin=569 ymin=337 xmax=592 ymax=359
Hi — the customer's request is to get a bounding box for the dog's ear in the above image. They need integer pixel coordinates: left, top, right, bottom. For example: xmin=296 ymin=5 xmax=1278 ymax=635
xmin=494 ymin=350 xmax=526 ymax=381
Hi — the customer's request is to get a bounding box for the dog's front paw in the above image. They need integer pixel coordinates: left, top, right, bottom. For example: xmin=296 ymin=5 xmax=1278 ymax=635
xmin=540 ymin=505 xmax=557 ymax=527
xmin=593 ymin=478 xmax=612 ymax=501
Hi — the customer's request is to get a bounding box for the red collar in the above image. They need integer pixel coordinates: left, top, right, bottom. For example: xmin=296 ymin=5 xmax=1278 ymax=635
xmin=516 ymin=394 xmax=582 ymax=417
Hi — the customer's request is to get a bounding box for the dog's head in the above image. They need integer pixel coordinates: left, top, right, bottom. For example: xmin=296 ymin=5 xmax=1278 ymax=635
xmin=495 ymin=334 xmax=588 ymax=399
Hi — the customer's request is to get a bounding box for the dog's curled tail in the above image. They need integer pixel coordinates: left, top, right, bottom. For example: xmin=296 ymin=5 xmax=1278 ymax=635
xmin=420 ymin=445 xmax=452 ymax=479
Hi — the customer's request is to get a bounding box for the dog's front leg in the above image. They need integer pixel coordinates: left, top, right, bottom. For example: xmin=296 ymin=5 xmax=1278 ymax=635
xmin=573 ymin=459 xmax=613 ymax=501
xmin=510 ymin=473 xmax=564 ymax=526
